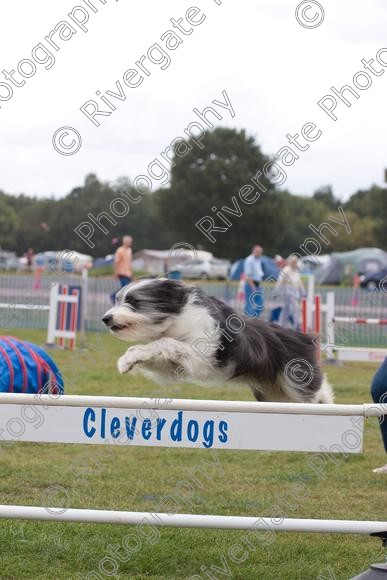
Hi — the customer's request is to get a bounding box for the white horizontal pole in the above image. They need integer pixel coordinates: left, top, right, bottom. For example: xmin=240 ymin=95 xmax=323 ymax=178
xmin=0 ymin=506 xmax=385 ymax=535
xmin=0 ymin=393 xmax=385 ymax=417
xmin=337 ymin=347 xmax=387 ymax=353
xmin=57 ymin=295 xmax=78 ymax=303
xmin=52 ymin=330 xmax=76 ymax=339
xmin=334 ymin=316 xmax=387 ymax=325
xmin=336 ymin=347 xmax=387 ymax=363
xmin=0 ymin=303 xmax=50 ymax=311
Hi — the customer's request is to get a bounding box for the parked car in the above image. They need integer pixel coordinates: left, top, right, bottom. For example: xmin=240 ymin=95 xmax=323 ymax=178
xmin=181 ymin=258 xmax=230 ymax=280
xmin=0 ymin=251 xmax=19 ymax=271
xmin=359 ymin=268 xmax=387 ymax=289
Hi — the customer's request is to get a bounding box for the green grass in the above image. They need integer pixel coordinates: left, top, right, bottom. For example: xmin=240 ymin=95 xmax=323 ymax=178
xmin=1 ymin=329 xmax=386 ymax=579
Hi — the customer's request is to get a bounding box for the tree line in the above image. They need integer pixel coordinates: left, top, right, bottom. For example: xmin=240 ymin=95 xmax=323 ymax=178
xmin=1 ymin=127 xmax=385 ymax=261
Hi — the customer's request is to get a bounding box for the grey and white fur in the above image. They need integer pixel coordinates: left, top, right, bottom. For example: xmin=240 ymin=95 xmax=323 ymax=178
xmin=102 ymin=278 xmax=333 ymax=404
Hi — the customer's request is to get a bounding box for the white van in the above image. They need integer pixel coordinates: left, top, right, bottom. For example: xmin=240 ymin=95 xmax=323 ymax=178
xmin=181 ymin=257 xmax=230 ymax=280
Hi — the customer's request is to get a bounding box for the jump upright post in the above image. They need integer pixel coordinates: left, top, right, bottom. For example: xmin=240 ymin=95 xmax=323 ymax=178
xmin=301 ymin=293 xmax=329 ymax=359
xmin=46 ymin=284 xmax=80 ymax=350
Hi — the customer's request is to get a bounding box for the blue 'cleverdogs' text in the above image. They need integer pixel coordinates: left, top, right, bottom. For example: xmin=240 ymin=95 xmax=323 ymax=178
xmin=83 ymin=409 xmax=229 ymax=449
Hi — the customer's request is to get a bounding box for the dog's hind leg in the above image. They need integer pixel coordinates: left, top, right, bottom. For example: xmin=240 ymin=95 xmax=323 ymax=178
xmin=277 ymin=372 xmax=334 ymax=404
xmin=312 ymin=376 xmax=334 ymax=403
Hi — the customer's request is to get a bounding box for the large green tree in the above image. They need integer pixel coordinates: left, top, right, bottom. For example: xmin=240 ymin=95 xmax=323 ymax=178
xmin=344 ymin=185 xmax=387 ymax=248
xmin=47 ymin=174 xmax=174 ymax=256
xmin=0 ymin=193 xmax=20 ymax=250
xmin=157 ymin=128 xmax=288 ymax=260
xmin=0 ymin=129 xmax=385 ymax=259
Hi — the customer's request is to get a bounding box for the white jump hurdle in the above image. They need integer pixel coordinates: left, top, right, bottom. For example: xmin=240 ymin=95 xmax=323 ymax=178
xmin=0 ymin=284 xmax=80 ymax=350
xmin=303 ymin=292 xmax=387 ymax=363
xmin=0 ymin=393 xmax=386 ymax=543
xmin=46 ymin=284 xmax=79 ymax=349
xmin=0 ymin=506 xmax=386 ymax=536
xmin=331 ymin=309 xmax=387 ymax=363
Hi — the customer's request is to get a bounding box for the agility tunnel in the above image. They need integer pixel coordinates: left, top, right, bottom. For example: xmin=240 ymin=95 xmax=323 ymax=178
xmin=0 ymin=336 xmax=64 ymax=394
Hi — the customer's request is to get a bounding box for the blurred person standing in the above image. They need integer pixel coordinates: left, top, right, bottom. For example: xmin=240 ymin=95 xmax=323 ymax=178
xmin=111 ymin=236 xmax=133 ymax=303
xmin=244 ymin=245 xmax=265 ymax=318
xmin=277 ymin=255 xmax=305 ymax=330
xmin=269 ymin=255 xmax=286 ymax=323
xmin=26 ymin=248 xmax=34 ymax=273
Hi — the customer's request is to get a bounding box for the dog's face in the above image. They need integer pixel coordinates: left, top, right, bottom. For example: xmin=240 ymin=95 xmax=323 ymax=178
xmin=102 ymin=279 xmax=190 ymax=341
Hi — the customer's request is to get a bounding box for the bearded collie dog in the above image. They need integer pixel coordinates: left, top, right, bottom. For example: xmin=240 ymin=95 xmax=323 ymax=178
xmin=102 ymin=278 xmax=333 ymax=403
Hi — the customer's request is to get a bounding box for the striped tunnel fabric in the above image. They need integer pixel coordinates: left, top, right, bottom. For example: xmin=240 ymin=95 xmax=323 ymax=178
xmin=0 ymin=337 xmax=64 ymax=395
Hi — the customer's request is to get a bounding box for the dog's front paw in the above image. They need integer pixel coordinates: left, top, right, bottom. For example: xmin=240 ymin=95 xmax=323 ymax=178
xmin=117 ymin=355 xmax=132 ymax=374
xmin=117 ymin=347 xmax=144 ymax=374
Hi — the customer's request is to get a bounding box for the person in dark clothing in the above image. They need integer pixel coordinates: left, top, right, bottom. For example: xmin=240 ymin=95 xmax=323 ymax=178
xmin=370 ymin=358 xmax=387 ymax=473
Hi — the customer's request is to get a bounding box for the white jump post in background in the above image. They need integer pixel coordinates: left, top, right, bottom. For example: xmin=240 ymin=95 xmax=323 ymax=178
xmin=301 ymin=292 xmax=333 ymax=360
xmin=0 ymin=283 xmax=79 ymax=351
xmin=324 ymin=291 xmax=335 ymax=360
xmin=46 ymin=284 xmax=79 ymax=350
xmin=305 ymin=273 xmax=315 ymax=331
xmin=80 ymin=267 xmax=88 ymax=346
xmin=323 ymin=291 xmax=387 ymax=363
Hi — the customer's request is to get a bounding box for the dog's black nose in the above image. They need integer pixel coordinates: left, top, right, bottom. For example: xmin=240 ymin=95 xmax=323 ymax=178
xmin=102 ymin=314 xmax=113 ymax=326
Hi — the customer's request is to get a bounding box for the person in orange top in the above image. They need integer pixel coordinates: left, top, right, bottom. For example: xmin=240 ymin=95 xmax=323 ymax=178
xmin=111 ymin=236 xmax=133 ymax=303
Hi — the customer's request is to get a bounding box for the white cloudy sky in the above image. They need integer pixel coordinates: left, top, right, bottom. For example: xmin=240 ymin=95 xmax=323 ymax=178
xmin=0 ymin=0 xmax=386 ymax=200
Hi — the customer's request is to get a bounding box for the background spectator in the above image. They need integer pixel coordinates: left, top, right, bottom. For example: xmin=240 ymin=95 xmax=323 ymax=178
xmin=277 ymin=255 xmax=305 ymax=330
xmin=244 ymin=245 xmax=265 ymax=318
xmin=111 ymin=235 xmax=133 ymax=303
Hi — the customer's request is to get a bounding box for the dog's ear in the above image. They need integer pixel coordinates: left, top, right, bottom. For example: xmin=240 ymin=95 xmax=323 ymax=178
xmin=146 ymin=279 xmax=189 ymax=312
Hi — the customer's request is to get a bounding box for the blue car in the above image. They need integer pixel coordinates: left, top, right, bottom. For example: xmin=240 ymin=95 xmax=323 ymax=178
xmin=359 ymin=268 xmax=387 ymax=290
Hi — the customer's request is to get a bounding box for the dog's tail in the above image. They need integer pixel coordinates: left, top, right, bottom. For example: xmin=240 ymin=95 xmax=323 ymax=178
xmin=313 ymin=375 xmax=334 ymax=404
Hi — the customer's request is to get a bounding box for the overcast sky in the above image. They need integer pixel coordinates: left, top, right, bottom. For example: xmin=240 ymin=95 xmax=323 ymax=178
xmin=0 ymin=0 xmax=386 ymax=200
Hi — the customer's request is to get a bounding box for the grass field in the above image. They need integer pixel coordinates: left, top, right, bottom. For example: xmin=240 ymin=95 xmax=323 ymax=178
xmin=0 ymin=329 xmax=386 ymax=580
